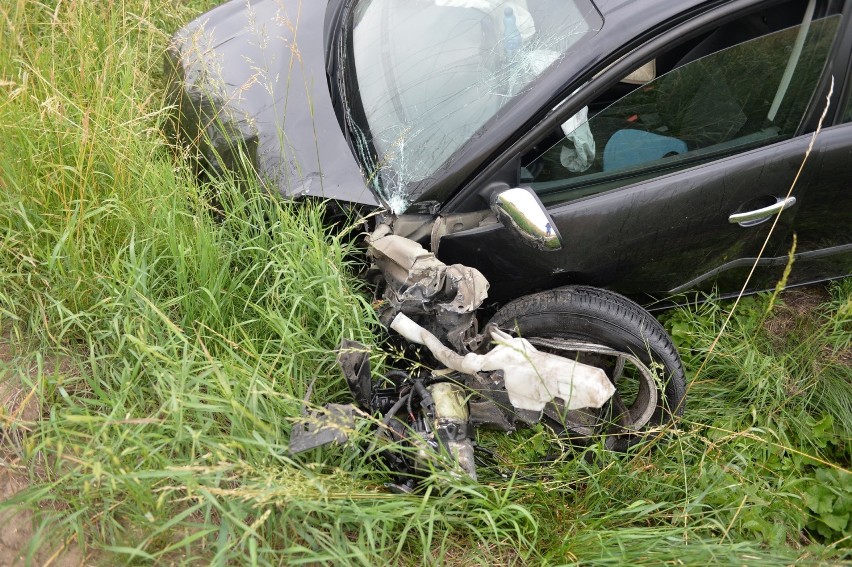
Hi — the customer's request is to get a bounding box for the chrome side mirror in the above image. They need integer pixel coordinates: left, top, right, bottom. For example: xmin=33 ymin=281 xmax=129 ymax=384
xmin=490 ymin=187 xmax=562 ymax=251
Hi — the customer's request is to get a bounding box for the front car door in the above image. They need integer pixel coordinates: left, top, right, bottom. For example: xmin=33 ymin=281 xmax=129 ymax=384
xmin=438 ymin=0 xmax=848 ymax=303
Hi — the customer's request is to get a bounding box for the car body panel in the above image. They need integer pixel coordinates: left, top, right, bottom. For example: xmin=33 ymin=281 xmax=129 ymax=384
xmin=440 ymin=133 xmax=824 ymax=301
xmin=784 ymin=12 xmax=852 ymax=286
xmin=165 ymin=0 xmax=378 ymax=206
xmin=167 ymin=0 xmax=852 ymax=304
xmin=783 ymin=123 xmax=852 ymax=285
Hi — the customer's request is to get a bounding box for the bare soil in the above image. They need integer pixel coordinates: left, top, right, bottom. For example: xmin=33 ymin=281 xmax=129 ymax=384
xmin=764 ymin=284 xmax=852 ymax=366
xmin=0 ymin=336 xmax=91 ymax=566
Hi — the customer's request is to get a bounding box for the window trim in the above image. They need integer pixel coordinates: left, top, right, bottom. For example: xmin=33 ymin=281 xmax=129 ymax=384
xmin=531 ymin=130 xmax=787 ymax=204
xmin=442 ymin=0 xmax=764 ymax=213
xmin=800 ymin=0 xmax=852 ymax=127
xmin=837 ymin=0 xmax=852 ymax=123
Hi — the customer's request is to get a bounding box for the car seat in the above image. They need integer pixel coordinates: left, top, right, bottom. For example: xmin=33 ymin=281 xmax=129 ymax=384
xmin=602 ymin=130 xmax=688 ymax=172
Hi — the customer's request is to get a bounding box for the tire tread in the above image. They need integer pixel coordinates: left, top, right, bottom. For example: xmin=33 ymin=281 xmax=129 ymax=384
xmin=489 ymin=286 xmax=686 ymax=425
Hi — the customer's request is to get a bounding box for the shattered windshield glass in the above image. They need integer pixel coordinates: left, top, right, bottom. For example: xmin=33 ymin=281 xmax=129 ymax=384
xmin=343 ymin=0 xmax=602 ymax=213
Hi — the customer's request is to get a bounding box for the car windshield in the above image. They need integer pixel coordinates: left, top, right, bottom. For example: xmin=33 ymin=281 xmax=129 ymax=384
xmin=342 ymin=0 xmax=602 ymax=212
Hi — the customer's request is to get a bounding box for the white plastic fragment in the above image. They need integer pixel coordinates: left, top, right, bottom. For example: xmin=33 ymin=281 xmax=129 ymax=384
xmin=370 ymin=232 xmax=490 ymax=313
xmin=390 ymin=313 xmax=616 ymax=412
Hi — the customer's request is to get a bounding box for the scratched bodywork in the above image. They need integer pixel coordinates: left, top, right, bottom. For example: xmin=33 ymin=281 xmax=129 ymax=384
xmin=165 ymin=0 xmax=379 ymax=206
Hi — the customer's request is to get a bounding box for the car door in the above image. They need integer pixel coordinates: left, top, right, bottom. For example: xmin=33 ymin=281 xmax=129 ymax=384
xmin=438 ymin=0 xmax=845 ymax=302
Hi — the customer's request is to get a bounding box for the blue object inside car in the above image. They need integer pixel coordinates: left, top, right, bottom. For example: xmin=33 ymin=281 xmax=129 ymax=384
xmin=603 ymin=129 xmax=688 ymax=171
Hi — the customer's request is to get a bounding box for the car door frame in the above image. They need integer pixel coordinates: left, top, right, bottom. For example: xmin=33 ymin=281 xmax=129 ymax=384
xmin=441 ymin=0 xmax=810 ymax=213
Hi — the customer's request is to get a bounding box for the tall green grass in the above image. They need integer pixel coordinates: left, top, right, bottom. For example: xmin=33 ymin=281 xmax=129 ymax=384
xmin=0 ymin=0 xmax=849 ymax=564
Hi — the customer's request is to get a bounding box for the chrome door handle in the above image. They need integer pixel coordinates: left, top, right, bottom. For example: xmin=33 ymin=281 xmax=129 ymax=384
xmin=729 ymin=196 xmax=797 ymax=226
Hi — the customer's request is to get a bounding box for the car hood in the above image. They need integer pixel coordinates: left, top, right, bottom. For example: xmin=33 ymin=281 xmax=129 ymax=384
xmin=166 ymin=0 xmax=379 ymax=207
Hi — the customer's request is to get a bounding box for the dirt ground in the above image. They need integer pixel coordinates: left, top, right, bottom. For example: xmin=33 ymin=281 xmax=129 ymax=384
xmin=0 ymin=337 xmax=90 ymax=567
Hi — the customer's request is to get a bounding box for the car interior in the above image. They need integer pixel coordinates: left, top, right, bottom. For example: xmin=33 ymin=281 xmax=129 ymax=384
xmin=520 ymin=0 xmax=843 ymax=203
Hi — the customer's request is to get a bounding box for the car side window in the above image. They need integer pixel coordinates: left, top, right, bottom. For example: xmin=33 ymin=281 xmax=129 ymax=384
xmin=522 ymin=4 xmax=841 ymax=205
xmin=844 ymin=81 xmax=852 ymax=123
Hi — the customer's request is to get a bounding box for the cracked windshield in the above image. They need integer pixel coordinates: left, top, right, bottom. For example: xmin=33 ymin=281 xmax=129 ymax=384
xmin=347 ymin=0 xmax=602 ymax=212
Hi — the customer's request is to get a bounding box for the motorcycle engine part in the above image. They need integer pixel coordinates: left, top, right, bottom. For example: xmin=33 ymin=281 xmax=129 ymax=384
xmin=368 ymin=226 xmax=489 ymax=351
xmin=429 ymin=382 xmax=476 ymax=480
xmin=469 ymin=399 xmax=515 ymax=432
xmin=337 ymin=339 xmax=372 ymax=410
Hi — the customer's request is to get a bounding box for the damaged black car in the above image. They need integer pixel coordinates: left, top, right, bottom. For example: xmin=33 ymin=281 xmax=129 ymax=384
xmin=165 ymin=0 xmax=852 ymax=483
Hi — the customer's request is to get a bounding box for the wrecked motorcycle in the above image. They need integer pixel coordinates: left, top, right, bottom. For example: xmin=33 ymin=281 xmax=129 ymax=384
xmin=290 ymin=221 xmax=686 ymax=490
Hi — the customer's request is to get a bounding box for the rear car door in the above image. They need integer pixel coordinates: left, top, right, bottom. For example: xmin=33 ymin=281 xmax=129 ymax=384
xmin=439 ymin=0 xmax=846 ymax=302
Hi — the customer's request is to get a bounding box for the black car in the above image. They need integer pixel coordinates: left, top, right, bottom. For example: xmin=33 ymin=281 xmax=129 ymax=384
xmin=166 ymin=0 xmax=852 ymax=461
xmin=166 ymin=0 xmax=852 ymax=305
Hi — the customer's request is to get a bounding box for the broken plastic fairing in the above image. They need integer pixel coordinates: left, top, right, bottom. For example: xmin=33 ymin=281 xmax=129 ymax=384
xmin=391 ymin=313 xmax=615 ymax=412
xmin=370 ymin=223 xmax=614 ymax=413
xmin=291 ymin=226 xmax=615 ymax=484
xmin=368 ymin=225 xmax=489 ymax=352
